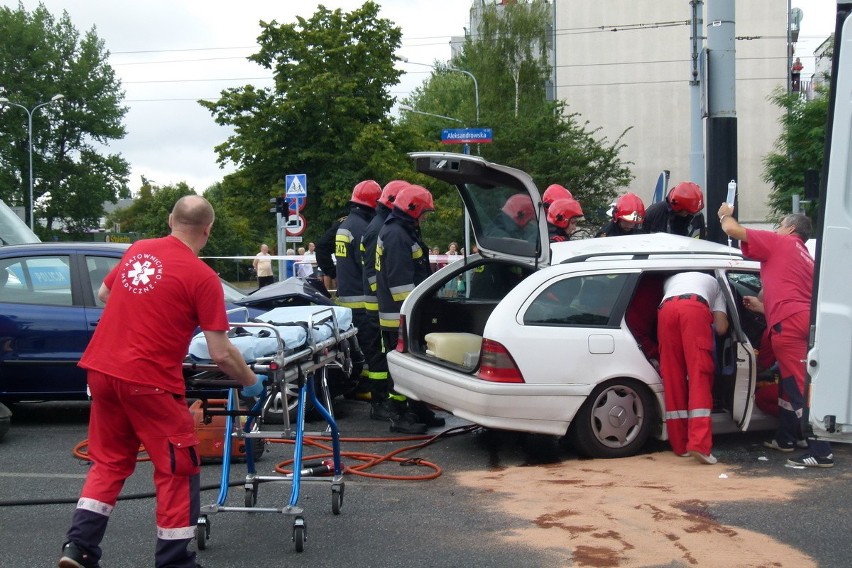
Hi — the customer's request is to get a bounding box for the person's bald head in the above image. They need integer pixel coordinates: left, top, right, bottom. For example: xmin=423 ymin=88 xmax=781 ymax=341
xmin=171 ymin=195 xmax=214 ymax=229
xmin=169 ymin=195 xmax=215 ymax=253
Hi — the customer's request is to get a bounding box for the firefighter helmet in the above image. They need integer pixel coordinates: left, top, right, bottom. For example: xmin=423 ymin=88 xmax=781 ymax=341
xmin=614 ymin=192 xmax=645 ymax=223
xmin=394 ymin=184 xmax=434 ymax=220
xmin=378 ymin=180 xmax=409 ymax=208
xmin=547 ymin=198 xmax=584 ymax=229
xmin=502 ymin=194 xmax=536 ymax=228
xmin=542 ymin=184 xmax=573 ymax=210
xmin=667 ymin=182 xmax=704 ymax=214
xmin=350 ymin=180 xmax=382 ymax=208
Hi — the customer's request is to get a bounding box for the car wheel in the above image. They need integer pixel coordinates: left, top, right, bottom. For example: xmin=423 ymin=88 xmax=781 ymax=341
xmin=569 ymin=379 xmax=654 ymax=458
xmin=261 ymin=377 xmax=316 ymax=424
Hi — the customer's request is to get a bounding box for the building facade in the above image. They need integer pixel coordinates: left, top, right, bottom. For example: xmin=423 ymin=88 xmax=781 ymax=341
xmin=551 ymin=0 xmax=787 ymax=222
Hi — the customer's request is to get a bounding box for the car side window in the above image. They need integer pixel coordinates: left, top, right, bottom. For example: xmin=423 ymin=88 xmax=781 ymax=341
xmin=524 ymin=274 xmax=628 ymax=327
xmin=0 ymin=255 xmax=73 ymax=306
xmin=86 ymin=255 xmax=120 ymax=307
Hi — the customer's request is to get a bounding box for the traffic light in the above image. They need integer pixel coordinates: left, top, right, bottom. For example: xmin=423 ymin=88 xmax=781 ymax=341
xmin=270 ymin=196 xmax=286 ymax=215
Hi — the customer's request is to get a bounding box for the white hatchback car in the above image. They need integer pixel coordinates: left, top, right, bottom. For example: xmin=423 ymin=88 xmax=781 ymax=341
xmin=388 ymin=152 xmax=774 ymax=458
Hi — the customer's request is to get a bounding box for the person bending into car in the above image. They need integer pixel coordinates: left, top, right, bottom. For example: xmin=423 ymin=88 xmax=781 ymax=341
xmin=59 ymin=196 xmax=265 ymax=568
xmin=644 ymin=181 xmax=706 ymax=238
xmin=375 ymin=184 xmax=442 ymax=434
xmin=658 ymin=271 xmax=729 ymax=465
xmin=718 ymin=206 xmax=834 ymax=468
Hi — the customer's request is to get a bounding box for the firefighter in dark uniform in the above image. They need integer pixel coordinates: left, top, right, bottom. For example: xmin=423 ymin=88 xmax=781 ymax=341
xmin=596 ymin=192 xmax=646 ymax=237
xmin=316 ymin=215 xmax=346 ymax=293
xmin=487 ymin=193 xmax=536 ymax=240
xmin=547 ymin=197 xmax=584 ymax=243
xmin=542 ymin=184 xmax=574 ymax=243
xmin=335 ymin=180 xmax=382 ymax=390
xmin=375 ymin=184 xmax=442 ymax=433
xmin=360 ymin=180 xmax=411 ymax=417
xmin=643 ymin=181 xmax=706 ymax=238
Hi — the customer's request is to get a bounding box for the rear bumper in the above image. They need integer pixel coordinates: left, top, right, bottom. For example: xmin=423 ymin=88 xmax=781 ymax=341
xmin=388 ymin=351 xmax=594 ymax=437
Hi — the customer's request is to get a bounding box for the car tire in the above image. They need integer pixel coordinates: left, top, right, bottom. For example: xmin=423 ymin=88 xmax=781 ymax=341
xmin=261 ymin=377 xmax=316 ymax=424
xmin=569 ymin=379 xmax=655 ymax=458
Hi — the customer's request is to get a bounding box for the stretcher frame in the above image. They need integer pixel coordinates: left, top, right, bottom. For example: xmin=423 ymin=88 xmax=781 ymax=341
xmin=183 ymin=306 xmax=358 ymax=553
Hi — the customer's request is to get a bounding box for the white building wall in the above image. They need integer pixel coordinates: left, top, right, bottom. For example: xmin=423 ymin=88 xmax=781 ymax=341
xmin=553 ymin=0 xmax=787 ymax=222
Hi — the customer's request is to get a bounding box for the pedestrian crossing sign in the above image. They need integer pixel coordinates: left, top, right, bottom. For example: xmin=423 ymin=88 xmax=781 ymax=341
xmin=285 ymin=174 xmax=307 ymax=198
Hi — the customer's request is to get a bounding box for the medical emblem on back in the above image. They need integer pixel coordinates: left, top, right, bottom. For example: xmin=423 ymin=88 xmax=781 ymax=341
xmin=121 ymin=253 xmax=163 ymax=293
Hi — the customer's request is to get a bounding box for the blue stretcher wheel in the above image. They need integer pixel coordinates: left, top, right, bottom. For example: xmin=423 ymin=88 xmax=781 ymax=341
xmin=293 ymin=517 xmax=306 ymax=552
xmin=196 ymin=516 xmax=209 ymax=550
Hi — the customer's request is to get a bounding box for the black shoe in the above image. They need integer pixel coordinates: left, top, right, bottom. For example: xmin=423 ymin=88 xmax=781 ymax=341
xmin=409 ymin=400 xmax=446 ymax=428
xmin=389 ymin=412 xmax=427 ymax=434
xmin=787 ymin=452 xmax=835 ymax=468
xmin=370 ymin=399 xmax=401 ymax=422
xmin=59 ymin=542 xmax=100 ymax=568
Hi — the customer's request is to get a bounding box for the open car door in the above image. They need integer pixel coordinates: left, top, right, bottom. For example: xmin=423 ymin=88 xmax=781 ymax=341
xmin=719 ymin=271 xmax=757 ymax=429
xmin=409 ymin=152 xmax=550 ymax=267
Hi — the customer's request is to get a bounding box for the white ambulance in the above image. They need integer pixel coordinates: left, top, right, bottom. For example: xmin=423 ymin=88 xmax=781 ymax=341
xmin=807 ymin=0 xmax=852 ymax=442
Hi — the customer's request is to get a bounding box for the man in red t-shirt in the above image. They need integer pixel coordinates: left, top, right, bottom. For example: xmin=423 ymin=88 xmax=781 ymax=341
xmin=718 ymin=205 xmax=834 ymax=468
xmin=59 ymin=196 xmax=265 ymax=568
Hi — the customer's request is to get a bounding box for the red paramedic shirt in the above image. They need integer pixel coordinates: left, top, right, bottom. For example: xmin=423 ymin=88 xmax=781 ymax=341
xmin=79 ymin=235 xmax=229 ymax=394
xmin=741 ymin=229 xmax=813 ymax=328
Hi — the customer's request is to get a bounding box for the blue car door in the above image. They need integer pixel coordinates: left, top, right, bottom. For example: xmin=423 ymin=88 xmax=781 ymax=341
xmin=0 ymin=254 xmax=89 ymax=398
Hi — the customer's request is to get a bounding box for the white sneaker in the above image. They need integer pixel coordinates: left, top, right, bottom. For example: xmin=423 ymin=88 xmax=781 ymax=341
xmin=689 ymin=450 xmax=717 ymax=465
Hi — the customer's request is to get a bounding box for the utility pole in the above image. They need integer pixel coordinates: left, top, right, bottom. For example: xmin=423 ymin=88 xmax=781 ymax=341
xmin=705 ymin=0 xmax=737 ymax=244
xmin=689 ymin=1 xmax=706 ymax=194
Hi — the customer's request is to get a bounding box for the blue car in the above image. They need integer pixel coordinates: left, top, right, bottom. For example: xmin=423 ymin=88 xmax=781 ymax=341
xmin=0 ymin=242 xmax=304 ymax=402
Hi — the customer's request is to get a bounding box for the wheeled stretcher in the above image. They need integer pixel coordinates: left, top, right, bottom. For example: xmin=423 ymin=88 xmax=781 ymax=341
xmin=183 ymin=305 xmax=358 ymax=553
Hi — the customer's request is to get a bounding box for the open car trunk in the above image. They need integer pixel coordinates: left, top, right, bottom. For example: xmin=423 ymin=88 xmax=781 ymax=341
xmin=404 ymin=256 xmax=536 ymax=370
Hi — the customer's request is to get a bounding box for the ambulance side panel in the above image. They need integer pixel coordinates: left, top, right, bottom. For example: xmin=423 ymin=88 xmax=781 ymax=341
xmin=808 ymin=2 xmax=852 ymax=440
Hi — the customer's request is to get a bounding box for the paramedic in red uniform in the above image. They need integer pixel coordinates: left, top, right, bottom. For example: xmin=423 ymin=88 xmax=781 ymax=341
xmin=718 ymin=206 xmax=834 ymax=468
xmin=658 ymin=271 xmax=729 ymax=465
xmin=59 ymin=195 xmax=265 ymax=568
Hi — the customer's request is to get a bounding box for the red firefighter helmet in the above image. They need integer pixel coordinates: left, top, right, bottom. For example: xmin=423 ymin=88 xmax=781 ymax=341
xmin=614 ymin=192 xmax=645 ymax=223
xmin=502 ymin=194 xmax=536 ymax=228
xmin=394 ymin=184 xmax=434 ymax=220
xmin=378 ymin=180 xmax=409 ymax=208
xmin=547 ymin=198 xmax=584 ymax=229
xmin=542 ymin=184 xmax=573 ymax=210
xmin=350 ymin=180 xmax=382 ymax=208
xmin=667 ymin=181 xmax=704 ymax=214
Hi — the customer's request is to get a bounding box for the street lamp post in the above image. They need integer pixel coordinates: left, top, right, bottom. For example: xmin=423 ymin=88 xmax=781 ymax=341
xmin=399 ymin=104 xmax=473 ymax=255
xmin=399 ymin=104 xmax=469 ymax=154
xmin=0 ymin=94 xmax=65 ymax=230
xmin=446 ymin=66 xmax=479 ymax=127
xmin=398 ymin=57 xmax=480 ymax=127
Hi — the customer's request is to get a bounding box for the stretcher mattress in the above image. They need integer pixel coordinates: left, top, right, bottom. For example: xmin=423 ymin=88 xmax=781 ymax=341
xmin=188 ymin=305 xmax=353 ymax=363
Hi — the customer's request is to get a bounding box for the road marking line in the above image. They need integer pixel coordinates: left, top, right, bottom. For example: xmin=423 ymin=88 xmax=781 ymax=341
xmin=0 ymin=472 xmax=88 ymax=479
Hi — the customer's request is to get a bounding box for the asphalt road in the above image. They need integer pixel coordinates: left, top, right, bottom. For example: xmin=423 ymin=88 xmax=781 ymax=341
xmin=1 ymin=398 xmax=850 ymax=568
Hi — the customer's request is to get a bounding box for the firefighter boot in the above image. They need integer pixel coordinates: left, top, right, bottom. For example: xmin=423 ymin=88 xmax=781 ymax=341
xmin=408 ymin=400 xmax=446 ymax=428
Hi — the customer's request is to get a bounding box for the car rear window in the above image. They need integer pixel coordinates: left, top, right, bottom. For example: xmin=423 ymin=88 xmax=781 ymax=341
xmin=524 ymin=274 xmax=628 ymax=327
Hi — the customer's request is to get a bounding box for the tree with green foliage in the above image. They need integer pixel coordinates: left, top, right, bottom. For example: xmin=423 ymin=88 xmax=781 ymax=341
xmin=763 ymin=86 xmax=829 ymax=222
xmin=401 ymin=0 xmax=631 ymax=247
xmin=200 ymin=1 xmax=407 ymax=243
xmin=106 ymin=181 xmax=252 ymax=278
xmin=0 ymin=2 xmax=129 ymax=235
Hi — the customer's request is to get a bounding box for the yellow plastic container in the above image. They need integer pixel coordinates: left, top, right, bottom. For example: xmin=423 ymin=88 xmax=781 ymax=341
xmin=424 ymin=332 xmax=482 ymax=366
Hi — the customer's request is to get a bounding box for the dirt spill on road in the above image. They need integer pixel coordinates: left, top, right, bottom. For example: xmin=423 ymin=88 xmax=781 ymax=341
xmin=453 ymin=452 xmax=813 ymax=567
